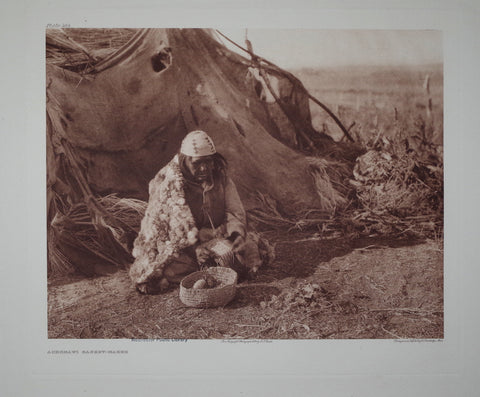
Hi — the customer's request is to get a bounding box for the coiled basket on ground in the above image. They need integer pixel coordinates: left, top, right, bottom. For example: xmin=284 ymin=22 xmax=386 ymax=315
xmin=179 ymin=267 xmax=238 ymax=308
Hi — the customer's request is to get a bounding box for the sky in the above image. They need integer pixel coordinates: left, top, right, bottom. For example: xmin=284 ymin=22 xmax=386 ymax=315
xmin=217 ymin=29 xmax=443 ymax=69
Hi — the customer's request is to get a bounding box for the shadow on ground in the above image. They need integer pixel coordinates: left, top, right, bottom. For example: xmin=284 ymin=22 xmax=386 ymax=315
xmin=255 ymin=232 xmax=426 ymax=283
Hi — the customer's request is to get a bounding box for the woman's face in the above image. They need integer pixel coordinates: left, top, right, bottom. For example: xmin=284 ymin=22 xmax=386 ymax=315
xmin=185 ymin=155 xmax=214 ymax=183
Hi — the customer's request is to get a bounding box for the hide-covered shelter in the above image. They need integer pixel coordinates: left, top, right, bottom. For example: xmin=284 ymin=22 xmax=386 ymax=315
xmin=46 ymin=28 xmax=353 ymax=275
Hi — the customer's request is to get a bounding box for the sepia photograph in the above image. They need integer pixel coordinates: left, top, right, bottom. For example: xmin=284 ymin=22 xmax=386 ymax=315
xmin=46 ymin=27 xmax=443 ymax=340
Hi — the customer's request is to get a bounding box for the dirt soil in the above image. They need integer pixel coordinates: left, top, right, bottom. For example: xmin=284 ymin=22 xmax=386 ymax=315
xmin=48 ymin=231 xmax=443 ymax=339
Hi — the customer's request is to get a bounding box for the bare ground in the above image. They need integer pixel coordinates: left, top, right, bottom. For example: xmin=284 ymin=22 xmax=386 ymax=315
xmin=48 ymin=231 xmax=443 ymax=339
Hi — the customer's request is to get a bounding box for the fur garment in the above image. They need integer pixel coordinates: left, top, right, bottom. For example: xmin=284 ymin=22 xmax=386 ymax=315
xmin=129 ymin=155 xmax=199 ymax=285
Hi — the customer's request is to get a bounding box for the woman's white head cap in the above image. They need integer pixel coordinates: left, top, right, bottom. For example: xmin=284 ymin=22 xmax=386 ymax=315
xmin=180 ymin=130 xmax=216 ymax=157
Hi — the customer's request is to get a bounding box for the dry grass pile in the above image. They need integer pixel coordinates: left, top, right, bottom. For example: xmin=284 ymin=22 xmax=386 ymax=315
xmin=247 ymin=191 xmax=343 ymax=237
xmin=46 ymin=28 xmax=137 ymax=72
xmin=49 ymin=194 xmax=147 ymax=275
xmin=98 ymin=195 xmax=148 ymax=230
xmin=348 ymin=126 xmax=443 ymax=236
xmin=48 ymin=227 xmax=75 ymax=274
xmin=306 ymin=156 xmax=350 ymax=211
xmin=250 ymin=127 xmax=442 ymax=239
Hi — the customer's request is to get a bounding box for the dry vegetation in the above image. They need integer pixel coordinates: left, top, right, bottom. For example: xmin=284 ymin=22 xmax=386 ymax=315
xmin=47 ymin=29 xmax=443 ymax=339
xmin=46 ymin=28 xmax=137 ymax=72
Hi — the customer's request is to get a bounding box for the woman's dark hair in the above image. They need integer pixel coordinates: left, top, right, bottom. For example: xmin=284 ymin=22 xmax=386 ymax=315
xmin=178 ymin=152 xmax=228 ymax=180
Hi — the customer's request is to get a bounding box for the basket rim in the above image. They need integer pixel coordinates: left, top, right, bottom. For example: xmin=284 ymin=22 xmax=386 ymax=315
xmin=179 ymin=267 xmax=238 ymax=308
xmin=180 ymin=267 xmax=237 ymax=289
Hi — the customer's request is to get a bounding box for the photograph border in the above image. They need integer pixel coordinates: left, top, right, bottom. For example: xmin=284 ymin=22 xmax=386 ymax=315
xmin=2 ymin=0 xmax=479 ymax=395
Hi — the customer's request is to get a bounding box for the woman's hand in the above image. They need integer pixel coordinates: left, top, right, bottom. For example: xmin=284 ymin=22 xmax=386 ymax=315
xmin=195 ymin=246 xmax=211 ymax=264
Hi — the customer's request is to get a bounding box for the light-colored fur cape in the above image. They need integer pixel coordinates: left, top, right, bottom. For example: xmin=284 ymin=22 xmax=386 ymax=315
xmin=129 ymin=155 xmax=198 ymax=285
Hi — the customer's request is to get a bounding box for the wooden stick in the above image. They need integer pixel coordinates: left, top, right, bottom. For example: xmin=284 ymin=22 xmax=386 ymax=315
xmin=307 ymin=94 xmax=355 ymax=142
xmin=257 ymin=64 xmax=317 ymax=151
xmin=215 ymin=29 xmax=354 ymax=143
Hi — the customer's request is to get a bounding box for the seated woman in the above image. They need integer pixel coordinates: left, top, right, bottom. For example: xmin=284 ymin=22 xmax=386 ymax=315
xmin=129 ymin=130 xmax=264 ymax=294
